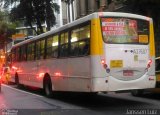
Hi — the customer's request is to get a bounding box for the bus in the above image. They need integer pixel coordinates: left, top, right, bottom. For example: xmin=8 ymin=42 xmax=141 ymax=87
xmin=9 ymin=12 xmax=156 ymax=97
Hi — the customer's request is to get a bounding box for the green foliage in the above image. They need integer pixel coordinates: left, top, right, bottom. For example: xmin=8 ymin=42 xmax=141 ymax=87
xmin=0 ymin=10 xmax=16 ymax=50
xmin=2 ymin=0 xmax=60 ymax=34
xmin=0 ymin=10 xmax=16 ymax=37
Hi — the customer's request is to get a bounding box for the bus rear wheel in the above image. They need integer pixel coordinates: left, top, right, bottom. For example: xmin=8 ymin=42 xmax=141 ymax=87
xmin=44 ymin=77 xmax=53 ymax=98
xmin=15 ymin=74 xmax=20 ymax=87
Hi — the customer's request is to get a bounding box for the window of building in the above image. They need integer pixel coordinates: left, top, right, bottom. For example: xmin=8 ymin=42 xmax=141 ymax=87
xmin=27 ymin=28 xmax=34 ymax=36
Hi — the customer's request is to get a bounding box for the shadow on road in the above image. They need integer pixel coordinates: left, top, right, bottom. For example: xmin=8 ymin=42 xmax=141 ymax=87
xmin=12 ymin=84 xmax=156 ymax=110
xmin=48 ymin=92 xmax=152 ymax=110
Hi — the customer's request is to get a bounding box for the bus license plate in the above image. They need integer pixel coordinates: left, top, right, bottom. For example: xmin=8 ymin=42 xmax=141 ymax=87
xmin=123 ymin=70 xmax=133 ymax=76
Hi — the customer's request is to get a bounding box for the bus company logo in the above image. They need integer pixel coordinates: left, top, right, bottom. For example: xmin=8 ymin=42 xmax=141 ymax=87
xmin=124 ymin=49 xmax=148 ymax=55
xmin=1 ymin=108 xmax=18 ymax=115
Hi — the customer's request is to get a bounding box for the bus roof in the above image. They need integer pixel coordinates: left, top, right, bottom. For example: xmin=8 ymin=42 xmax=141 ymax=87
xmin=12 ymin=12 xmax=152 ymax=48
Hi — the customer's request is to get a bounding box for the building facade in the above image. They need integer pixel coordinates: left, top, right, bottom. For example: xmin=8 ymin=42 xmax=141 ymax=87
xmin=9 ymin=0 xmax=64 ymax=51
xmin=63 ymin=0 xmax=123 ymax=23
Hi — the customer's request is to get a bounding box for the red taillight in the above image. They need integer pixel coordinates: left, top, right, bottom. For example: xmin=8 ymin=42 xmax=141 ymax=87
xmin=38 ymin=73 xmax=44 ymax=78
xmin=101 ymin=59 xmax=105 ymax=65
xmin=147 ymin=59 xmax=152 ymax=68
xmin=101 ymin=59 xmax=107 ymax=68
xmin=12 ymin=66 xmax=18 ymax=70
xmin=54 ymin=72 xmax=61 ymax=76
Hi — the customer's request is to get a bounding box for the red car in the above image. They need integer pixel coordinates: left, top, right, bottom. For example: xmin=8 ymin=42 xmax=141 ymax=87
xmin=0 ymin=75 xmax=1 ymax=92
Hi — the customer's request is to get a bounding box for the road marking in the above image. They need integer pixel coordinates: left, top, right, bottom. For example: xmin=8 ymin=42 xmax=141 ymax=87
xmin=2 ymin=84 xmax=44 ymax=98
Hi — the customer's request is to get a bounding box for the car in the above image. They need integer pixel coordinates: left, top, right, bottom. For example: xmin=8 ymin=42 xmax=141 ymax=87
xmin=1 ymin=66 xmax=11 ymax=84
xmin=0 ymin=74 xmax=1 ymax=92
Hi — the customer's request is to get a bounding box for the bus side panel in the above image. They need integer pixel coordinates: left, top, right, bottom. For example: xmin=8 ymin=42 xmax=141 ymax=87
xmin=10 ymin=61 xmax=39 ymax=87
xmin=39 ymin=57 xmax=91 ymax=92
xmin=90 ymin=18 xmax=110 ymax=92
xmin=90 ymin=56 xmax=109 ymax=92
xmin=66 ymin=57 xmax=91 ymax=92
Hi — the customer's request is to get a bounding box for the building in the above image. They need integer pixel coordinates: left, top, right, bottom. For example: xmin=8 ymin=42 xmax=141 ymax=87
xmin=8 ymin=0 xmax=160 ymax=57
xmin=7 ymin=0 xmax=65 ymax=52
xmin=64 ymin=0 xmax=160 ymax=57
xmin=62 ymin=0 xmax=124 ymax=23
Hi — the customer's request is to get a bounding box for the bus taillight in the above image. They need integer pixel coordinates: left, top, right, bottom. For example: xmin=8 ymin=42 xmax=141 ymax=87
xmin=38 ymin=73 xmax=44 ymax=78
xmin=101 ymin=59 xmax=107 ymax=68
xmin=54 ymin=72 xmax=61 ymax=76
xmin=12 ymin=66 xmax=18 ymax=70
xmin=101 ymin=59 xmax=110 ymax=73
xmin=101 ymin=59 xmax=105 ymax=65
xmin=146 ymin=59 xmax=152 ymax=71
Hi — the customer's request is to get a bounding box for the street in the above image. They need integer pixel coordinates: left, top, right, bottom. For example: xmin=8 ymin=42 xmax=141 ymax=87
xmin=0 ymin=84 xmax=160 ymax=115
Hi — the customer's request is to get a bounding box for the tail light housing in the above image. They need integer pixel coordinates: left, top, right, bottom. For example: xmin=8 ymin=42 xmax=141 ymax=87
xmin=146 ymin=59 xmax=152 ymax=71
xmin=101 ymin=59 xmax=105 ymax=65
xmin=101 ymin=59 xmax=110 ymax=73
xmin=101 ymin=59 xmax=107 ymax=68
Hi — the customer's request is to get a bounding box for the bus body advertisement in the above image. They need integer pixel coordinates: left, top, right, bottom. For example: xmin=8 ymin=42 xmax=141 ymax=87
xmin=9 ymin=12 xmax=156 ymax=96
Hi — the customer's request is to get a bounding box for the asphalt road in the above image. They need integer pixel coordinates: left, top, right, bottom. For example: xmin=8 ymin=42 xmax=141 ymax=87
xmin=0 ymin=84 xmax=160 ymax=115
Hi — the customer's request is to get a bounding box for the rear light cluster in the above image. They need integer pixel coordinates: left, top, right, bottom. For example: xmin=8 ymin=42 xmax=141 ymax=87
xmin=146 ymin=59 xmax=152 ymax=71
xmin=101 ymin=59 xmax=110 ymax=73
xmin=12 ymin=66 xmax=18 ymax=70
xmin=38 ymin=73 xmax=44 ymax=78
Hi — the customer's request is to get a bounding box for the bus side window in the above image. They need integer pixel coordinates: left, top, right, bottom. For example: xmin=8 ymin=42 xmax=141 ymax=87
xmin=27 ymin=42 xmax=35 ymax=61
xmin=70 ymin=24 xmax=90 ymax=57
xmin=80 ymin=40 xmax=89 ymax=55
xmin=59 ymin=32 xmax=68 ymax=57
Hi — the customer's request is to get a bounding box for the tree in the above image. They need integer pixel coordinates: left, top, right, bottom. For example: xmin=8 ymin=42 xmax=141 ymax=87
xmin=2 ymin=0 xmax=59 ymax=35
xmin=0 ymin=10 xmax=16 ymax=51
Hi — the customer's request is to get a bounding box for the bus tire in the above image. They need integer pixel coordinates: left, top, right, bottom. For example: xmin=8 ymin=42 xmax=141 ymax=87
xmin=131 ymin=90 xmax=144 ymax=96
xmin=15 ymin=73 xmax=20 ymax=88
xmin=43 ymin=76 xmax=53 ymax=98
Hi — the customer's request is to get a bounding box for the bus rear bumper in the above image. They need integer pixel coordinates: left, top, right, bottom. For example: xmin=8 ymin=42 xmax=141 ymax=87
xmin=91 ymin=75 xmax=156 ymax=92
xmin=108 ymin=75 xmax=156 ymax=91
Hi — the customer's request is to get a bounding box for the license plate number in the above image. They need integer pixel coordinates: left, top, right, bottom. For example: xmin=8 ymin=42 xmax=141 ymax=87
xmin=123 ymin=70 xmax=133 ymax=76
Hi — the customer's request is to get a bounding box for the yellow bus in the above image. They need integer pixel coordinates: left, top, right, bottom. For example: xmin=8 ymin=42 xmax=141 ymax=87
xmin=9 ymin=12 xmax=155 ymax=97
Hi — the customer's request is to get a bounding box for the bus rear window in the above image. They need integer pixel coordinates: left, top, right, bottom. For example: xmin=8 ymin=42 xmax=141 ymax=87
xmin=101 ymin=18 xmax=149 ymax=44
